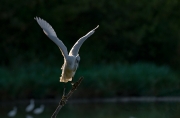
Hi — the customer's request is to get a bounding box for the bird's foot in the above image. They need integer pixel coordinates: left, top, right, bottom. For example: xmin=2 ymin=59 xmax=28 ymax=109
xmin=72 ymin=81 xmax=79 ymax=90
xmin=60 ymin=95 xmax=67 ymax=106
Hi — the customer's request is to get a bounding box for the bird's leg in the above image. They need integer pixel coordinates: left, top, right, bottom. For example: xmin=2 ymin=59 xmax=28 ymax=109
xmin=63 ymin=83 xmax=66 ymax=96
xmin=71 ymin=77 xmax=74 ymax=86
xmin=60 ymin=83 xmax=67 ymax=106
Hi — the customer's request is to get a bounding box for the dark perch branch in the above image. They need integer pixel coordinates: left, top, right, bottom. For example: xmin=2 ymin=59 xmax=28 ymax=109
xmin=51 ymin=77 xmax=83 ymax=118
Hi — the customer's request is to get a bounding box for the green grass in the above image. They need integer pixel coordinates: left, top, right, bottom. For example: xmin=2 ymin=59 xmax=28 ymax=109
xmin=0 ymin=62 xmax=179 ymax=100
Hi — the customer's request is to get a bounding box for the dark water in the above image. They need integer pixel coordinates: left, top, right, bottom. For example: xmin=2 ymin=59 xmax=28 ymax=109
xmin=0 ymin=102 xmax=180 ymax=118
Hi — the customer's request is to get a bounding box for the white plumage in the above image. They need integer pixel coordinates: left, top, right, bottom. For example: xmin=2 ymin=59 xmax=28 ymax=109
xmin=7 ymin=106 xmax=17 ymax=117
xmin=33 ymin=105 xmax=44 ymax=114
xmin=26 ymin=99 xmax=35 ymax=112
xmin=35 ymin=17 xmax=98 ymax=83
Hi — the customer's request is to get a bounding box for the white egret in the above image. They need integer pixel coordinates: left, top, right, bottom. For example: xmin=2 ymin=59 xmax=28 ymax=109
xmin=26 ymin=114 xmax=33 ymax=118
xmin=35 ymin=17 xmax=98 ymax=83
xmin=7 ymin=106 xmax=17 ymax=117
xmin=26 ymin=99 xmax=35 ymax=112
xmin=33 ymin=105 xmax=44 ymax=114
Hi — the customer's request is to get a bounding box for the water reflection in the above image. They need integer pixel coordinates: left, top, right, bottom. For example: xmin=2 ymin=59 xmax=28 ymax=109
xmin=0 ymin=102 xmax=180 ymax=118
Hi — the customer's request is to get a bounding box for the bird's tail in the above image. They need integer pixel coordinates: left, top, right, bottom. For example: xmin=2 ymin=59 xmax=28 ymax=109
xmin=60 ymin=77 xmax=72 ymax=83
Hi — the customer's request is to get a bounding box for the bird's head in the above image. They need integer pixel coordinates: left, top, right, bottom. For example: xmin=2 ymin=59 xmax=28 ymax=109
xmin=76 ymin=54 xmax=80 ymax=64
xmin=74 ymin=55 xmax=80 ymax=69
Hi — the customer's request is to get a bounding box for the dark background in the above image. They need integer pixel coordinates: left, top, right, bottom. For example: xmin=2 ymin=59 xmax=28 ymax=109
xmin=0 ymin=0 xmax=180 ymax=100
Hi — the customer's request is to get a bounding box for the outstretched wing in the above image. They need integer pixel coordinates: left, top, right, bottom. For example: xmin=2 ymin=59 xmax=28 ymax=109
xmin=69 ymin=25 xmax=99 ymax=56
xmin=35 ymin=17 xmax=68 ymax=59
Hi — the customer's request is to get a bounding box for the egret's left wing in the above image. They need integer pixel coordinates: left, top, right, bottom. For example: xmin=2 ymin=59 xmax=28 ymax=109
xmin=69 ymin=25 xmax=99 ymax=56
xmin=35 ymin=17 xmax=69 ymax=59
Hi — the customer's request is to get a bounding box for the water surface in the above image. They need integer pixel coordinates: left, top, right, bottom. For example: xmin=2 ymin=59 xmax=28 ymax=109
xmin=0 ymin=102 xmax=179 ymax=118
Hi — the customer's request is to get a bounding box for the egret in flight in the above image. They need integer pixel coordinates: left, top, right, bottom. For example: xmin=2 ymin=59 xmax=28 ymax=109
xmin=35 ymin=17 xmax=98 ymax=84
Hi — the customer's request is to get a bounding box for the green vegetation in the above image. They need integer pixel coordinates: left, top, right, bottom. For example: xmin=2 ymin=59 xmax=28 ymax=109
xmin=0 ymin=63 xmax=179 ymax=100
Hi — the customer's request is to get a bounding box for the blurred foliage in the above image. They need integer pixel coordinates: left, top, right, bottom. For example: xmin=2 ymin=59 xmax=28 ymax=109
xmin=0 ymin=0 xmax=180 ymax=68
xmin=0 ymin=62 xmax=179 ymax=100
xmin=75 ymin=63 xmax=180 ymax=98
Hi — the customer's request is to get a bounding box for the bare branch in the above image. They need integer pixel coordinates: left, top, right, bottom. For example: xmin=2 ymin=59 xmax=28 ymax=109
xmin=51 ymin=77 xmax=83 ymax=118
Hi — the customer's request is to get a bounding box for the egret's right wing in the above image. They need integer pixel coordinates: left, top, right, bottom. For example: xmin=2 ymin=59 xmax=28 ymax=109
xmin=35 ymin=17 xmax=68 ymax=58
xmin=69 ymin=25 xmax=99 ymax=56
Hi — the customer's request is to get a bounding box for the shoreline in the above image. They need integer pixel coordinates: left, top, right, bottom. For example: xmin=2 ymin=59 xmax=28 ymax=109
xmin=1 ymin=97 xmax=180 ymax=105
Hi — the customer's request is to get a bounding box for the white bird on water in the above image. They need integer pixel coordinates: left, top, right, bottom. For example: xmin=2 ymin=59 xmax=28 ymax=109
xmin=7 ymin=106 xmax=17 ymax=117
xmin=26 ymin=114 xmax=33 ymax=118
xmin=26 ymin=99 xmax=35 ymax=112
xmin=33 ymin=105 xmax=45 ymax=114
xmin=35 ymin=17 xmax=98 ymax=83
